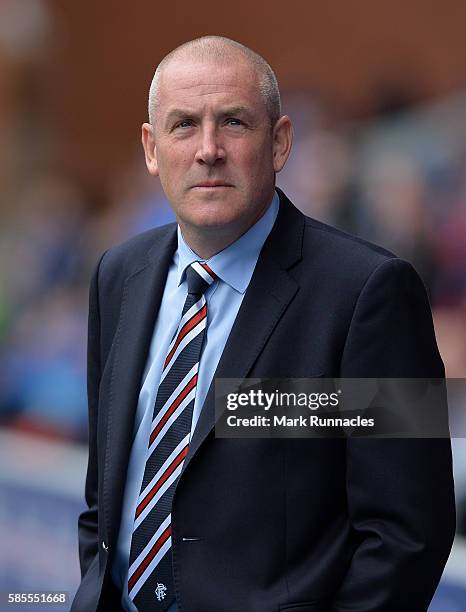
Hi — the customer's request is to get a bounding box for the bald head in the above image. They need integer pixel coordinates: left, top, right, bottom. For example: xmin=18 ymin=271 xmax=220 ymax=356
xmin=148 ymin=36 xmax=281 ymax=127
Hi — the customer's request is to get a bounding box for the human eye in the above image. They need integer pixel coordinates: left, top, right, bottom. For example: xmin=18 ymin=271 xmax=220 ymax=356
xmin=175 ymin=119 xmax=193 ymax=129
xmin=225 ymin=117 xmax=244 ymax=126
xmin=169 ymin=117 xmax=196 ymax=132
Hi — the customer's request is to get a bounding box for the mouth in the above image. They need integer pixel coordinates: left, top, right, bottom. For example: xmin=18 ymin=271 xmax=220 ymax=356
xmin=191 ymin=181 xmax=233 ymax=189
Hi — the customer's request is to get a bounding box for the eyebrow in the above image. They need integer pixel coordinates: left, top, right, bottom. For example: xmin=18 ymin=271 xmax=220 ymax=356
xmin=219 ymin=106 xmax=254 ymax=120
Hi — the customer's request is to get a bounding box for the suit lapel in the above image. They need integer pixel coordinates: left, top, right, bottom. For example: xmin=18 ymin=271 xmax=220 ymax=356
xmin=181 ymin=191 xmax=305 ymax=475
xmin=103 ymin=227 xmax=177 ymax=546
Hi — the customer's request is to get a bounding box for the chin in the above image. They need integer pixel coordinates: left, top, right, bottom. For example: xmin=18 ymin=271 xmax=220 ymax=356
xmin=181 ymin=196 xmax=244 ymax=228
xmin=188 ymin=211 xmax=241 ymax=230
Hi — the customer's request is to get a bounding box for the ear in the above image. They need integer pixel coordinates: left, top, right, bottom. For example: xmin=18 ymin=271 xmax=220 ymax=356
xmin=141 ymin=123 xmax=159 ymax=176
xmin=272 ymin=115 xmax=293 ymax=173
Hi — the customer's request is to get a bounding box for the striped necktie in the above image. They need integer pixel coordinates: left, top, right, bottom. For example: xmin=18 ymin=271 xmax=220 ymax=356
xmin=127 ymin=261 xmax=217 ymax=610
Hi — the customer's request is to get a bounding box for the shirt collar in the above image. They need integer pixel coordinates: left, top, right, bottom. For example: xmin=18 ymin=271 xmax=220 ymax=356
xmin=176 ymin=189 xmax=280 ymax=293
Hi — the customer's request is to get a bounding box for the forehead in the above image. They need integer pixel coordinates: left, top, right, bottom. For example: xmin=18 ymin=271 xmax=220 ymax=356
xmin=156 ymin=56 xmax=265 ymax=114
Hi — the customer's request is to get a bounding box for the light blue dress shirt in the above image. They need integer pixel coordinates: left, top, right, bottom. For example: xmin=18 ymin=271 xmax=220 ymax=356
xmin=111 ymin=190 xmax=280 ymax=611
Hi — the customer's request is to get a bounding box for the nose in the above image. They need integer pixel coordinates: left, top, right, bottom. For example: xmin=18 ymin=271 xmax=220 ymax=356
xmin=194 ymin=125 xmax=225 ymax=166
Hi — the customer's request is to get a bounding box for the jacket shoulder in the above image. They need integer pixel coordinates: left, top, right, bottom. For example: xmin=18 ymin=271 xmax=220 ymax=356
xmin=305 ymin=215 xmax=395 ymax=259
xmin=302 ymin=214 xmax=398 ymax=279
xmin=276 ymin=188 xmax=397 ymax=276
xmin=98 ymin=222 xmax=177 ymax=283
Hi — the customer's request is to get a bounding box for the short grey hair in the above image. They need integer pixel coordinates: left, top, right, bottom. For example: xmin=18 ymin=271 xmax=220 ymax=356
xmin=148 ymin=35 xmax=281 ymax=127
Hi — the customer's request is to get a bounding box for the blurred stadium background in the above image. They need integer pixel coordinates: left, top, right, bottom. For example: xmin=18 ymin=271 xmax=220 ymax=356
xmin=0 ymin=1 xmax=465 ymax=610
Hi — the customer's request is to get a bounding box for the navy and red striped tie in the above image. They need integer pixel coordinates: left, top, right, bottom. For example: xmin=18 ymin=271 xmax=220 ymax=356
xmin=127 ymin=261 xmax=216 ymax=610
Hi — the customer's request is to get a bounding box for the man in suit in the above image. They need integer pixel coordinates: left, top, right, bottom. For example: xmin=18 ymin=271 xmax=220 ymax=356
xmin=72 ymin=36 xmax=455 ymax=612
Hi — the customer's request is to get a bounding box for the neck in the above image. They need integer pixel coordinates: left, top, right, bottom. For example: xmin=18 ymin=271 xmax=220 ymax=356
xmin=179 ymin=223 xmax=247 ymax=260
xmin=178 ymin=201 xmax=272 ymax=260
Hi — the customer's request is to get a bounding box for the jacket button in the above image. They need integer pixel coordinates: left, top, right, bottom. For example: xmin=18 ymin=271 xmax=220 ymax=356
xmin=102 ymin=540 xmax=109 ymax=552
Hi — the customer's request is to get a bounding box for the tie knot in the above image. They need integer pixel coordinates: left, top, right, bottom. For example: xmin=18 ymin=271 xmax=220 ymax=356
xmin=186 ymin=262 xmax=217 ymax=296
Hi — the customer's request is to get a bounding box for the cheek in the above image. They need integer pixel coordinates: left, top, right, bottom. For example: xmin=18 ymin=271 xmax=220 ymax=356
xmin=158 ymin=143 xmax=193 ymax=175
xmin=238 ymin=146 xmax=274 ymax=184
xmin=238 ymin=137 xmax=273 ymax=166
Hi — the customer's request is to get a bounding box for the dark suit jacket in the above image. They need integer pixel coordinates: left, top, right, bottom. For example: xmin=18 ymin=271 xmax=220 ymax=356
xmin=72 ymin=189 xmax=455 ymax=612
